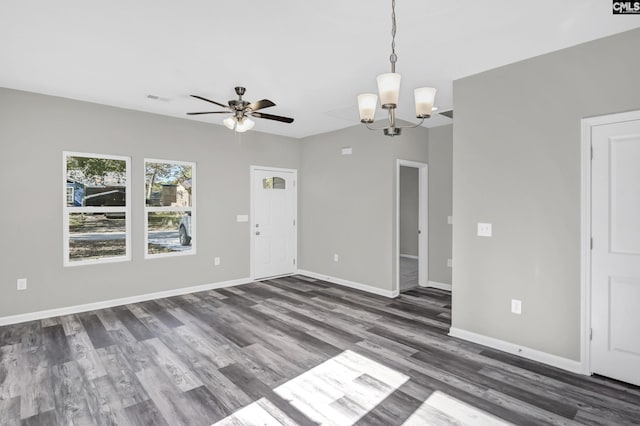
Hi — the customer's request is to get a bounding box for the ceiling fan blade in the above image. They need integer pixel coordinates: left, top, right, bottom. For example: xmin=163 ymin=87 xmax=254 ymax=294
xmin=247 ymin=99 xmax=275 ymax=111
xmin=186 ymin=111 xmax=231 ymax=115
xmin=251 ymin=112 xmax=294 ymax=123
xmin=190 ymin=94 xmax=229 ymax=109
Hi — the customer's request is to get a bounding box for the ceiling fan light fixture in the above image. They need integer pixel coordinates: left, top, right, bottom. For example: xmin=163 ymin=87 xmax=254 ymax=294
xmin=223 ymin=116 xmax=236 ymax=130
xmin=235 ymin=117 xmax=255 ymax=133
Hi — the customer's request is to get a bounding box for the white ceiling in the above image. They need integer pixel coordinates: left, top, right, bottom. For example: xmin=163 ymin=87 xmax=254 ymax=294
xmin=1 ymin=0 xmax=638 ymax=138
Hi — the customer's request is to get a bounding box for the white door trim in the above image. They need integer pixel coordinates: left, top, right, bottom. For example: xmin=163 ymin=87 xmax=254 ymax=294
xmin=250 ymin=165 xmax=298 ymax=281
xmin=395 ymin=159 xmax=428 ymax=294
xmin=580 ymin=109 xmax=640 ymax=375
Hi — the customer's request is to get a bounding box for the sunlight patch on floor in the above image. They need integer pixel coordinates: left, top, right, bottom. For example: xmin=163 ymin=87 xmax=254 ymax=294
xmin=402 ymin=390 xmax=513 ymax=425
xmin=273 ymin=349 xmax=409 ymax=424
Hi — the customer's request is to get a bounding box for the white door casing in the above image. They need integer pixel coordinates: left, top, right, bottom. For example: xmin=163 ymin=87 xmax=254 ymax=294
xmin=590 ymin=117 xmax=640 ymax=386
xmin=251 ymin=166 xmax=297 ymax=280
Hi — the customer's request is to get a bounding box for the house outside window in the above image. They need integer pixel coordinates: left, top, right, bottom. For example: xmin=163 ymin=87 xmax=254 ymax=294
xmin=63 ymin=152 xmax=131 ymax=266
xmin=144 ymin=159 xmax=196 ymax=258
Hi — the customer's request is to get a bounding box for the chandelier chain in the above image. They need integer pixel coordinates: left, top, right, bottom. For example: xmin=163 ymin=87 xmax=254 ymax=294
xmin=390 ymin=0 xmax=397 ymax=72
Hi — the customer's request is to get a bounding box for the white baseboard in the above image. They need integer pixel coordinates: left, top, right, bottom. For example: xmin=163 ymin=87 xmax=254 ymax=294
xmin=449 ymin=327 xmax=584 ymax=375
xmin=421 ymin=281 xmax=452 ymax=291
xmin=0 ymin=277 xmax=253 ymax=326
xmin=297 ymin=269 xmax=398 ymax=298
xmin=400 ymin=254 xmax=419 ymax=260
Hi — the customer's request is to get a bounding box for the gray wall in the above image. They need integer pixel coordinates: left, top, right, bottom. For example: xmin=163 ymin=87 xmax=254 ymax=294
xmin=298 ymin=124 xmax=429 ymax=292
xmin=452 ymin=28 xmax=640 ymax=360
xmin=399 ymin=166 xmax=418 ymax=257
xmin=0 ymin=87 xmax=301 ymax=317
xmin=428 ymin=124 xmax=453 ymax=285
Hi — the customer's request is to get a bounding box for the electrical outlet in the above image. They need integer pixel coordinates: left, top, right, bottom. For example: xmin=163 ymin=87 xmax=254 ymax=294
xmin=214 ymin=257 xmax=221 ymax=266
xmin=334 ymin=253 xmax=339 ymax=262
xmin=17 ymin=278 xmax=27 ymax=291
xmin=477 ymin=222 xmax=492 ymax=237
xmin=511 ymin=299 xmax=522 ymax=315
xmin=447 ymin=258 xmax=453 ymax=268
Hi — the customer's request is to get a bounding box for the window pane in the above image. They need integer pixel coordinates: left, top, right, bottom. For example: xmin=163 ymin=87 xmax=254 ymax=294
xmin=263 ymin=177 xmax=286 ymax=189
xmin=145 ymin=162 xmax=193 ymax=207
xmin=66 ymin=156 xmax=127 ymax=207
xmin=68 ymin=213 xmax=126 ymax=262
xmin=147 ymin=211 xmax=193 ymax=255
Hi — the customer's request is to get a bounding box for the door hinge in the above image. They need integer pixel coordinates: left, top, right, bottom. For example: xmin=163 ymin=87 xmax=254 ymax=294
xmin=590 ymin=328 xmax=593 ymax=341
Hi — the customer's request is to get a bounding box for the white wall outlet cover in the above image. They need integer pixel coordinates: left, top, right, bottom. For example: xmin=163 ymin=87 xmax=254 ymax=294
xmin=477 ymin=222 xmax=492 ymax=237
xmin=236 ymin=214 xmax=249 ymax=222
xmin=341 ymin=147 xmax=353 ymax=155
xmin=17 ymin=278 xmax=27 ymax=290
xmin=511 ymin=299 xmax=522 ymax=315
xmin=214 ymin=257 xmax=221 ymax=266
xmin=334 ymin=254 xmax=339 ymax=262
xmin=447 ymin=259 xmax=453 ymax=268
xmin=447 ymin=216 xmax=453 ymax=225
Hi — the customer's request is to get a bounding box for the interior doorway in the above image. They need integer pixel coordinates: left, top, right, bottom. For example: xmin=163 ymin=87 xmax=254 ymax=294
xmin=396 ymin=160 xmax=428 ymax=294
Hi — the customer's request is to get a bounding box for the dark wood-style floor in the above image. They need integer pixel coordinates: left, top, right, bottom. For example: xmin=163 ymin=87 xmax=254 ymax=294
xmin=1 ymin=276 xmax=639 ymax=425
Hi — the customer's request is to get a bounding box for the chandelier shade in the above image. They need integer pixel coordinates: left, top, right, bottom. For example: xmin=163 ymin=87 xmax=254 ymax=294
xmin=357 ymin=94 xmax=378 ymax=123
xmin=414 ymin=87 xmax=437 ymax=118
xmin=376 ymin=73 xmax=401 ymax=108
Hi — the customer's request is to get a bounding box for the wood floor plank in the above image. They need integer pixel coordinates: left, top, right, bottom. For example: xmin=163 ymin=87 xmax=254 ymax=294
xmin=79 ymin=314 xmax=114 ymax=349
xmin=124 ymin=399 xmax=170 ymax=426
xmin=0 ymin=396 xmax=21 ymax=426
xmin=18 ymin=346 xmax=54 ymax=419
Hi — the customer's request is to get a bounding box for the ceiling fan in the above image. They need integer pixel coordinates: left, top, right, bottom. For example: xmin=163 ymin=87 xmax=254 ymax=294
xmin=187 ymin=86 xmax=294 ymax=132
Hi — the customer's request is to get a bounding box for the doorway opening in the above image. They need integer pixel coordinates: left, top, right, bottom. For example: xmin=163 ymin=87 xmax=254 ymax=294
xmin=396 ymin=160 xmax=428 ymax=294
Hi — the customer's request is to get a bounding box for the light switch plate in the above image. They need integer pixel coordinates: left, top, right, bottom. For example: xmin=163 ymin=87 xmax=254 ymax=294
xmin=17 ymin=278 xmax=27 ymax=291
xmin=236 ymin=215 xmax=248 ymax=222
xmin=334 ymin=254 xmax=339 ymax=262
xmin=447 ymin=216 xmax=453 ymax=225
xmin=477 ymin=222 xmax=492 ymax=237
xmin=214 ymin=257 xmax=221 ymax=266
xmin=341 ymin=147 xmax=353 ymax=155
xmin=511 ymin=299 xmax=522 ymax=315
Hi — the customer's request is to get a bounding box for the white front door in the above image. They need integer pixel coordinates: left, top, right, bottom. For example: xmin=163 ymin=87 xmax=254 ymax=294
xmin=251 ymin=167 xmax=296 ymax=280
xmin=591 ymin=118 xmax=640 ymax=386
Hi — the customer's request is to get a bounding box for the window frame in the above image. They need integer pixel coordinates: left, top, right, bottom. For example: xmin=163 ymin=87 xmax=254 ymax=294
xmin=144 ymin=158 xmax=196 ymax=259
xmin=63 ymin=151 xmax=131 ymax=267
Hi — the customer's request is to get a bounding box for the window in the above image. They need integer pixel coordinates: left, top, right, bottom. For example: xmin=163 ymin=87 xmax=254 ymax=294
xmin=263 ymin=176 xmax=286 ymax=189
xmin=144 ymin=159 xmax=195 ymax=258
xmin=63 ymin=152 xmax=131 ymax=266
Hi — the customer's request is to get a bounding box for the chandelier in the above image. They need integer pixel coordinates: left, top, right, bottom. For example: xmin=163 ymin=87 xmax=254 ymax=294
xmin=357 ymin=0 xmax=437 ymax=137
